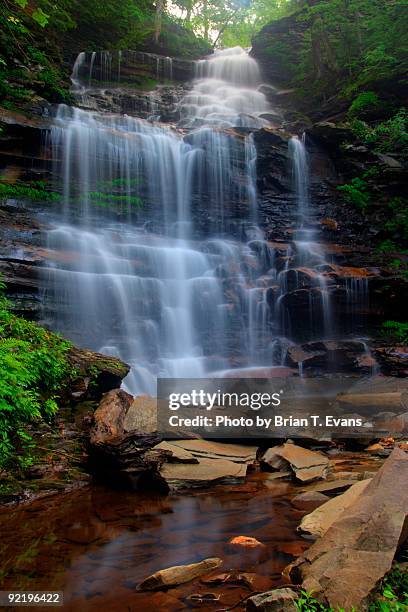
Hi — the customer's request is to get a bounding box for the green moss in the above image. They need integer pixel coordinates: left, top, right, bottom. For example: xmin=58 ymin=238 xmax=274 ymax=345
xmin=0 ymin=180 xmax=60 ymax=202
xmin=349 ymin=91 xmax=381 ymax=118
xmin=381 ymin=321 xmax=408 ymax=344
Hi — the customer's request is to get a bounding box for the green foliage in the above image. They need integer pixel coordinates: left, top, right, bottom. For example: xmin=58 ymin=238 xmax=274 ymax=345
xmin=296 ymin=564 xmax=408 ymax=611
xmin=384 ymin=197 xmax=408 ymax=242
xmin=296 ymin=591 xmax=334 ymax=611
xmin=252 ymin=0 xmax=407 ymax=107
xmin=369 ymin=563 xmax=408 ymax=611
xmin=349 ymin=91 xmax=381 ymax=118
xmin=381 ymin=321 xmax=408 ymax=344
xmin=0 ymin=278 xmax=72 ymax=468
xmin=0 ymin=1 xmax=73 ymax=107
xmin=350 ymin=109 xmax=408 ymax=156
xmin=1 ymin=0 xmax=208 ymax=110
xmin=337 ymin=177 xmax=370 ymax=212
xmin=0 ymin=180 xmax=59 ymax=202
xmin=84 ymin=178 xmax=143 ymax=211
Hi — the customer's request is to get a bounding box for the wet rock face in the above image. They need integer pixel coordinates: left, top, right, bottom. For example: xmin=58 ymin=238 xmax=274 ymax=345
xmin=374 ymin=346 xmax=408 ymax=377
xmin=75 ymin=50 xmax=197 ymax=87
xmin=75 ymin=84 xmax=187 ymax=122
xmin=286 ymin=340 xmax=371 ymax=374
xmin=251 ymin=12 xmax=307 ymax=86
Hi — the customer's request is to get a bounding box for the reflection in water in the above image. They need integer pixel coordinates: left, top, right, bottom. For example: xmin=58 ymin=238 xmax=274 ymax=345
xmin=0 ymin=476 xmax=305 ymax=611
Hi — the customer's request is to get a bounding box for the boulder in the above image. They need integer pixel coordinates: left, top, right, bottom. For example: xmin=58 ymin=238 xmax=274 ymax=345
xmin=374 ymin=346 xmax=408 ymax=377
xmin=123 ymin=395 xmax=157 ymax=433
xmin=90 ymin=389 xmax=133 ymax=445
xmin=289 ymin=449 xmax=408 ymax=610
xmin=89 ymin=392 xmax=163 ymax=488
xmin=138 ymin=557 xmax=223 ymax=591
xmin=67 ymin=347 xmax=130 ymax=401
xmin=246 ymin=588 xmax=298 ymax=611
xmin=262 ymin=443 xmax=329 ymax=482
xmin=298 ymin=478 xmax=371 ymax=538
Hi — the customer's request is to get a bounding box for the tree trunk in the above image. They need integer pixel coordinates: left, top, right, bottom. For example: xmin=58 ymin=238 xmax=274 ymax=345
xmin=186 ymin=0 xmax=192 ymax=23
xmin=154 ymin=0 xmax=165 ymax=44
xmin=203 ymin=0 xmax=209 ymax=41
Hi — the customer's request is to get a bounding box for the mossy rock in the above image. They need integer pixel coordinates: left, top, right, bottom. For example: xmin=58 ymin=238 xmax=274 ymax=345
xmin=67 ymin=347 xmax=130 ymax=402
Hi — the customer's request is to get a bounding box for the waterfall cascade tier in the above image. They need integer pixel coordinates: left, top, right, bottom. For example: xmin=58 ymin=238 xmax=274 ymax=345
xmin=42 ymin=47 xmax=372 ymax=394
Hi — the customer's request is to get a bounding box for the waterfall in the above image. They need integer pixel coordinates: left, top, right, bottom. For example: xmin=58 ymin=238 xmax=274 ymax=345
xmin=43 ymin=47 xmax=284 ymax=394
xmin=180 ymin=47 xmax=270 ymax=128
xmin=287 ymin=135 xmax=333 ymax=339
xmin=288 ymin=134 xmax=310 ymax=223
xmin=71 ymin=52 xmax=86 ymax=91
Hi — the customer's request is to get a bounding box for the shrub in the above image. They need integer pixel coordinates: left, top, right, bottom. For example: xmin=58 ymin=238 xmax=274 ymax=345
xmin=381 ymin=321 xmax=408 ymax=344
xmin=0 ymin=278 xmax=72 ymax=468
xmin=337 ymin=177 xmax=370 ymax=212
xmin=385 ymin=197 xmax=408 ymax=242
xmin=349 ymin=109 xmax=408 ymax=156
xmin=349 ymin=91 xmax=381 ymax=118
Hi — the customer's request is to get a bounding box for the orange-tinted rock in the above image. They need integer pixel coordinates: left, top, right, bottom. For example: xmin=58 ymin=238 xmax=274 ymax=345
xmin=229 ymin=536 xmax=265 ymax=548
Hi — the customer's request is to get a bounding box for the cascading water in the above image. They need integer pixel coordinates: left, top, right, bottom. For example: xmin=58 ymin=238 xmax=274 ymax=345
xmin=43 ymin=47 xmax=282 ymax=394
xmin=286 ymin=135 xmax=334 ymax=338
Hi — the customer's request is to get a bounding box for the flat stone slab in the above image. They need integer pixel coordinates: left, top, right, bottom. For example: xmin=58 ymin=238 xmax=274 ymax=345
xmin=263 ymin=442 xmax=329 ymax=482
xmin=169 ymin=440 xmax=257 ymax=463
xmin=160 ymin=457 xmax=247 ymax=490
xmin=152 ymin=441 xmax=198 ymax=463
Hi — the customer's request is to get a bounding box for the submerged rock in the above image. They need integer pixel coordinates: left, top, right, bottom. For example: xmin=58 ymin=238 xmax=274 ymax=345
xmin=289 ymin=448 xmax=408 ymax=610
xmin=229 ymin=536 xmax=265 ymax=548
xmin=138 ymin=557 xmax=223 ymax=591
xmin=291 ymin=491 xmax=329 ymax=511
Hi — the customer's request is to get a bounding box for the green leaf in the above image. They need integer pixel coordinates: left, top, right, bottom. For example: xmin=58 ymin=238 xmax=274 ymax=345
xmin=14 ymin=0 xmax=28 ymax=8
xmin=32 ymin=8 xmax=49 ymax=27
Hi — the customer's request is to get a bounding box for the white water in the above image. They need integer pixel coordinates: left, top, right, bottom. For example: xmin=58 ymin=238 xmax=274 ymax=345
xmin=44 ymin=47 xmax=283 ymax=394
xmin=180 ymin=47 xmax=270 ymax=128
xmin=43 ymin=48 xmax=372 ymax=394
xmin=286 ymin=135 xmax=334 ymax=337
